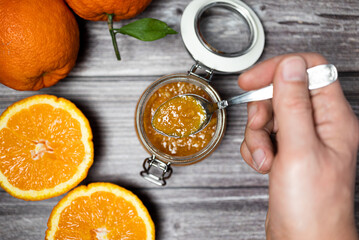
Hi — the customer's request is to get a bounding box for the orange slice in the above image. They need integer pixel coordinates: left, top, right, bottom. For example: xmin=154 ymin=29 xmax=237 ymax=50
xmin=0 ymin=95 xmax=93 ymax=200
xmin=46 ymin=182 xmax=155 ymax=240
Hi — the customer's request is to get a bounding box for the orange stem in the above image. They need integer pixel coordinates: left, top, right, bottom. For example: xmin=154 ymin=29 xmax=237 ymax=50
xmin=107 ymin=14 xmax=121 ymax=60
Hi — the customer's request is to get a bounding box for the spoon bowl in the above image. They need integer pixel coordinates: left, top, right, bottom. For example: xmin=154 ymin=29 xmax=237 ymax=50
xmin=151 ymin=94 xmax=213 ymax=138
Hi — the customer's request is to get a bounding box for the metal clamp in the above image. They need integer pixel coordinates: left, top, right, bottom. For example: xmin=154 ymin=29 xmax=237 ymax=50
xmin=188 ymin=61 xmax=214 ymax=82
xmin=140 ymin=156 xmax=173 ymax=186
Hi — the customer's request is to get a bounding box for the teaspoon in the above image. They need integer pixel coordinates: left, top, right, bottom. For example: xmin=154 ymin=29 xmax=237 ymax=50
xmin=152 ymin=64 xmax=338 ymax=138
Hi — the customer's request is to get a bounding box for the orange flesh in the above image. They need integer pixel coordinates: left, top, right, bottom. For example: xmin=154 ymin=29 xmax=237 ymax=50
xmin=152 ymin=95 xmax=207 ymax=138
xmin=55 ymin=191 xmax=147 ymax=239
xmin=0 ymin=104 xmax=85 ymax=191
xmin=144 ymin=82 xmax=217 ymax=156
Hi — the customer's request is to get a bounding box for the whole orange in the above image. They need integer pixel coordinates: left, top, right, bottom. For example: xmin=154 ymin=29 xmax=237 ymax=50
xmin=65 ymin=0 xmax=152 ymax=21
xmin=0 ymin=0 xmax=79 ymax=91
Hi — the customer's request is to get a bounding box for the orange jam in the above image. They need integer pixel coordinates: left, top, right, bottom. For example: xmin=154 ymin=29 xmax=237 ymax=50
xmin=143 ymin=82 xmax=217 ymax=156
xmin=152 ymin=95 xmax=207 ymax=138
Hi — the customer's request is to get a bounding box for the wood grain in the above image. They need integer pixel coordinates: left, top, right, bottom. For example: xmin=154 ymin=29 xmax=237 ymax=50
xmin=0 ymin=189 xmax=268 ymax=240
xmin=0 ymin=75 xmax=357 ymax=189
xmin=0 ymin=0 xmax=358 ymax=238
xmin=1 ymin=186 xmax=359 ymax=240
xmin=69 ymin=0 xmax=359 ymax=77
xmin=0 ymin=75 xmax=267 ymax=188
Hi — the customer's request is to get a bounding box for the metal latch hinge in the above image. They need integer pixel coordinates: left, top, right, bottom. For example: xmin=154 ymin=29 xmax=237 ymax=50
xmin=188 ymin=61 xmax=214 ymax=82
xmin=140 ymin=156 xmax=172 ymax=186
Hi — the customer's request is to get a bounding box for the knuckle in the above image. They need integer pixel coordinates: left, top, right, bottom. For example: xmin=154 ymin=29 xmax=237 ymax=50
xmin=281 ymin=96 xmax=312 ymax=114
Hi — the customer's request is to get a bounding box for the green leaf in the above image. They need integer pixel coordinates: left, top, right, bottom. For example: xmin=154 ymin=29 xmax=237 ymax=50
xmin=117 ymin=18 xmax=178 ymax=41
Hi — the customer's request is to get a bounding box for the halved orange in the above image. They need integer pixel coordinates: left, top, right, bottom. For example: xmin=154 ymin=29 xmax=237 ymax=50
xmin=0 ymin=95 xmax=93 ymax=200
xmin=46 ymin=182 xmax=155 ymax=240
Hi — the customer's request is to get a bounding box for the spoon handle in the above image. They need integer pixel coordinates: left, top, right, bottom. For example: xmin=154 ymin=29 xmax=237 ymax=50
xmin=219 ymin=64 xmax=338 ymax=108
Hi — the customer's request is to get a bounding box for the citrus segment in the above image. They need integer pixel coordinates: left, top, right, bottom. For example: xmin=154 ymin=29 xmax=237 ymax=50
xmin=0 ymin=95 xmax=93 ymax=200
xmin=46 ymin=182 xmax=155 ymax=240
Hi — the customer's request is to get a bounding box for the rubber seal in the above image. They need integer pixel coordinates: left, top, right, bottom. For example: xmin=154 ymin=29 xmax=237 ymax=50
xmin=181 ymin=0 xmax=265 ymax=73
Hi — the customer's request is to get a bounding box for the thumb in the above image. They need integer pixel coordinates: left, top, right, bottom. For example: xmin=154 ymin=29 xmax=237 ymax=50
xmin=273 ymin=56 xmax=317 ymax=153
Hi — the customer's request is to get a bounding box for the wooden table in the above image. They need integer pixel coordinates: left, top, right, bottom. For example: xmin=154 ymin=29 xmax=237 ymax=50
xmin=0 ymin=0 xmax=358 ymax=239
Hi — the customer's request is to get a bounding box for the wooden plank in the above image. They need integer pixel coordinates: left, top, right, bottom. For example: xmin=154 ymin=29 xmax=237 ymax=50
xmin=1 ymin=187 xmax=359 ymax=240
xmin=0 ymin=75 xmax=267 ymax=188
xmin=0 ymin=188 xmax=269 ymax=240
xmin=0 ymin=75 xmax=357 ymax=189
xmin=68 ymin=0 xmax=359 ymax=77
xmin=2 ymin=187 xmax=359 ymax=240
xmin=0 ymin=0 xmax=358 ymax=238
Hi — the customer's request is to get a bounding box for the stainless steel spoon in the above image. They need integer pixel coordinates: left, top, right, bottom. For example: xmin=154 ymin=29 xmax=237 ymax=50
xmin=152 ymin=64 xmax=338 ymax=137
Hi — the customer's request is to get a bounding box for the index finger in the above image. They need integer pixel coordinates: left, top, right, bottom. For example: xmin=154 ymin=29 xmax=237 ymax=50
xmin=239 ymin=52 xmax=357 ymax=151
xmin=238 ymin=52 xmax=328 ymax=91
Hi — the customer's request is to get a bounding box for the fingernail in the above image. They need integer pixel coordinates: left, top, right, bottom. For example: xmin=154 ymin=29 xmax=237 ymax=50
xmin=247 ymin=104 xmax=257 ymax=126
xmin=282 ymin=56 xmax=307 ymax=82
xmin=252 ymin=148 xmax=266 ymax=171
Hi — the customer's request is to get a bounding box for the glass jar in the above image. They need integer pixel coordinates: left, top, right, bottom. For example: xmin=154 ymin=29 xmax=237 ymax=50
xmin=135 ymin=68 xmax=226 ymax=185
xmin=136 ymin=0 xmax=265 ymax=185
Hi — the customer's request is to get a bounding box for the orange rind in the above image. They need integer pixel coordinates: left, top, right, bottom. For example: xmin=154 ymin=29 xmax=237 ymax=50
xmin=46 ymin=182 xmax=155 ymax=240
xmin=0 ymin=95 xmax=93 ymax=200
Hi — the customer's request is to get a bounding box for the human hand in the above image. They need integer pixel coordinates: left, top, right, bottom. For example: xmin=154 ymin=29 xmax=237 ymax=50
xmin=238 ymin=53 xmax=359 ymax=240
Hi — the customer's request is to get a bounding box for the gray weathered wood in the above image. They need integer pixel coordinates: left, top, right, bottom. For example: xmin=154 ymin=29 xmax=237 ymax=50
xmin=0 ymin=189 xmax=269 ymax=240
xmin=0 ymin=76 xmax=358 ymax=240
xmin=0 ymin=0 xmax=358 ymax=239
xmin=69 ymin=0 xmax=359 ymax=77
xmin=0 ymin=75 xmax=357 ymax=189
xmin=1 ymin=187 xmax=359 ymax=240
xmin=0 ymin=75 xmax=268 ymax=188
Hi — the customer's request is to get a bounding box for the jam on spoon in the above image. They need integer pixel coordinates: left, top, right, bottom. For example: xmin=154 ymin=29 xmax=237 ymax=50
xmin=152 ymin=95 xmax=208 ymax=138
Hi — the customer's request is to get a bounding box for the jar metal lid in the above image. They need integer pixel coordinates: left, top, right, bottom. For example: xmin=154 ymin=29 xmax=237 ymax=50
xmin=181 ymin=0 xmax=265 ymax=73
